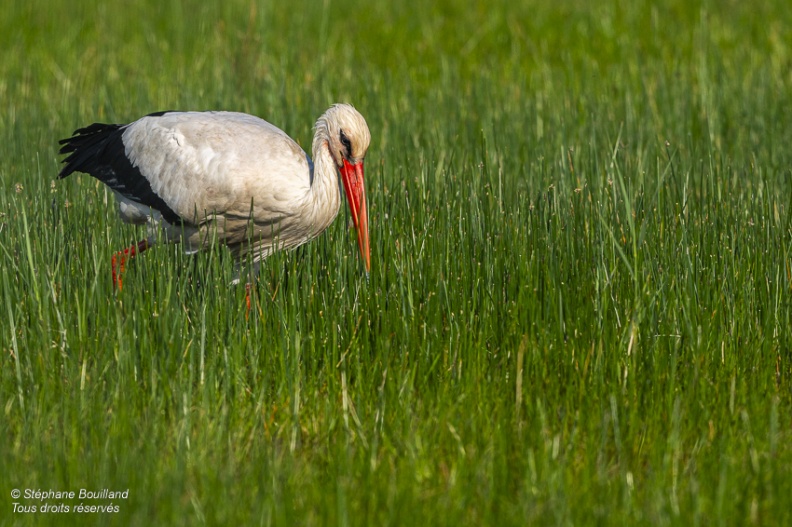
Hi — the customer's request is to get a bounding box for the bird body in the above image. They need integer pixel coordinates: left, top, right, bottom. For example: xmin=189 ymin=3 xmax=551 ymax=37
xmin=58 ymin=104 xmax=371 ymax=285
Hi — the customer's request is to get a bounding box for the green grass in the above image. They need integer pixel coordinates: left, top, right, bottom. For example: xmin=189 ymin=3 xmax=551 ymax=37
xmin=2 ymin=0 xmax=791 ymax=525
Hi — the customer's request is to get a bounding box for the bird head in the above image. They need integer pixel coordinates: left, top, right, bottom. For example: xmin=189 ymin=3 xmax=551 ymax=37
xmin=324 ymin=104 xmax=371 ymax=167
xmin=319 ymin=104 xmax=371 ymax=275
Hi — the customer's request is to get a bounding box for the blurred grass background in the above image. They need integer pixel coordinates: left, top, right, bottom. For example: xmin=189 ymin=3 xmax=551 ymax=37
xmin=1 ymin=0 xmax=791 ymax=525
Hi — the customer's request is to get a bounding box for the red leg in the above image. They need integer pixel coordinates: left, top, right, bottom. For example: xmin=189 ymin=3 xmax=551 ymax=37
xmin=112 ymin=239 xmax=150 ymax=291
xmin=245 ymin=282 xmax=252 ymax=317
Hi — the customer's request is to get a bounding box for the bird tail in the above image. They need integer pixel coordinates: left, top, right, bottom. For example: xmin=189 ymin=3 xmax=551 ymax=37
xmin=57 ymin=122 xmax=125 ymax=179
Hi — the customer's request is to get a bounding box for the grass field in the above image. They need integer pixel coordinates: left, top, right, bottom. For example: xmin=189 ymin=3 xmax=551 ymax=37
xmin=2 ymin=0 xmax=791 ymax=525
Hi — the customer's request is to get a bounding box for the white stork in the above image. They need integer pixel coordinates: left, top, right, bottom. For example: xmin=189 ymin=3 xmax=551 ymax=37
xmin=58 ymin=104 xmax=371 ymax=291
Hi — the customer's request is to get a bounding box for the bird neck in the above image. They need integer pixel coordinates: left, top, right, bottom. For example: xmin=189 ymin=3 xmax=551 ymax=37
xmin=307 ymin=121 xmax=342 ymax=231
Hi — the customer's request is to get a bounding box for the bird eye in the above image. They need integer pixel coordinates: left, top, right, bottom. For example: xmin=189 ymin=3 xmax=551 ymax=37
xmin=339 ymin=130 xmax=352 ymax=156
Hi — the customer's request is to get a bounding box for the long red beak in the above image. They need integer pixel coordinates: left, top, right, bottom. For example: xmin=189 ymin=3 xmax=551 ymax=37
xmin=340 ymin=158 xmax=370 ymax=275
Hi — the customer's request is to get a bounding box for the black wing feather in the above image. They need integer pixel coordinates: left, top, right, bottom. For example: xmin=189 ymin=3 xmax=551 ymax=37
xmin=58 ymin=114 xmax=183 ymax=224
